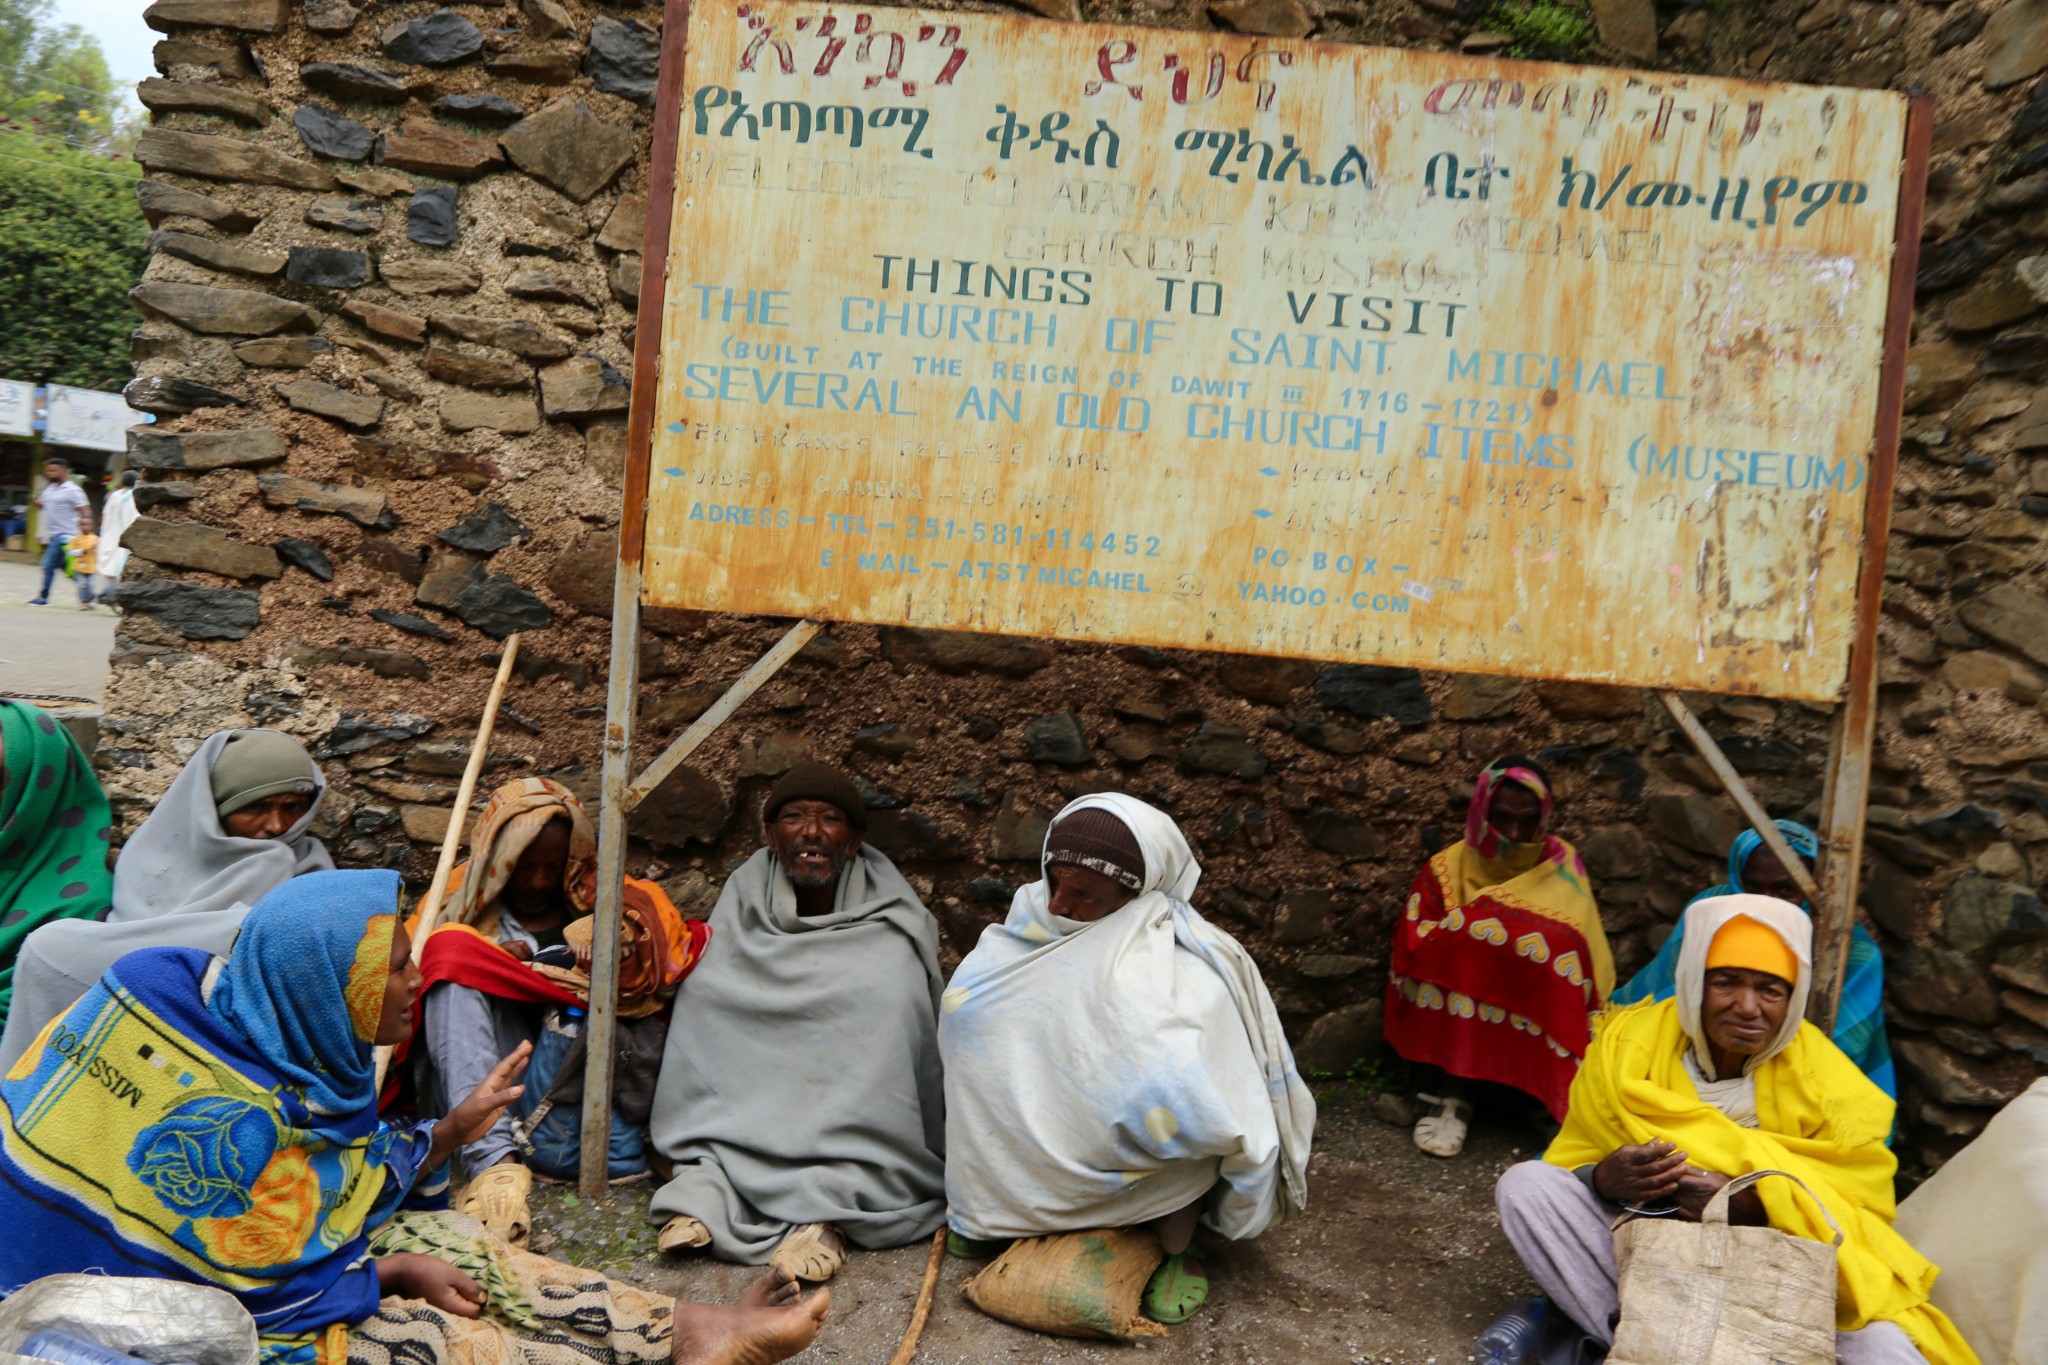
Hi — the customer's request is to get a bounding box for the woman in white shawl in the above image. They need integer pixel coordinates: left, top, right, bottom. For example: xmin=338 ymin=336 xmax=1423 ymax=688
xmin=0 ymin=729 xmax=331 ymax=1069
xmin=939 ymin=794 xmax=1315 ymax=1325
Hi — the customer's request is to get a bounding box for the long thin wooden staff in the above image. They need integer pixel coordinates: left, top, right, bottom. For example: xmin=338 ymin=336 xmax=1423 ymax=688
xmin=887 ymin=1228 xmax=947 ymax=1365
xmin=374 ymin=635 xmax=521 ymax=1090
xmin=409 ymin=634 xmax=522 ymax=948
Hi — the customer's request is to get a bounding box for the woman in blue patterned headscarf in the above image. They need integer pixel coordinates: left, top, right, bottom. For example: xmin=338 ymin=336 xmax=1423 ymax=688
xmin=1613 ymin=819 xmax=1894 ymax=1097
xmin=0 ymin=870 xmax=467 ymax=1357
xmin=0 ymin=868 xmax=828 ymax=1365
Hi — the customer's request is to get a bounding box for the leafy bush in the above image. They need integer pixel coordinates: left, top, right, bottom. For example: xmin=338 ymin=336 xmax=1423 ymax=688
xmin=0 ymin=128 xmax=145 ymax=390
xmin=1490 ymin=0 xmax=1595 ymax=58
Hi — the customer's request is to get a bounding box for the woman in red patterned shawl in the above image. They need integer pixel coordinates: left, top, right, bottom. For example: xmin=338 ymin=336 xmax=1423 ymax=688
xmin=1384 ymin=756 xmax=1612 ymax=1158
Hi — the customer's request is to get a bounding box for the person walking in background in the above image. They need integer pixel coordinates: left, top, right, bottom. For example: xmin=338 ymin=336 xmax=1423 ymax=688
xmin=1384 ymin=757 xmax=1612 ymax=1158
xmin=63 ymin=506 xmax=99 ymax=610
xmin=98 ymin=470 xmax=138 ymax=582
xmin=26 ymin=457 xmax=87 ymax=607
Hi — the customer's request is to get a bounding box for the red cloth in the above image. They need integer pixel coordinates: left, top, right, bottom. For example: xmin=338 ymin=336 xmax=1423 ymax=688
xmin=385 ymin=923 xmax=583 ymax=1090
xmin=419 ymin=922 xmax=585 ymax=1011
xmin=381 ymin=885 xmax=708 ymax=1112
xmin=1383 ymin=860 xmax=1605 ymax=1121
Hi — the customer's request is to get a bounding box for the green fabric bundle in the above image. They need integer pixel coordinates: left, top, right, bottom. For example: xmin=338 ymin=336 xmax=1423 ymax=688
xmin=0 ymin=700 xmax=114 ymax=1023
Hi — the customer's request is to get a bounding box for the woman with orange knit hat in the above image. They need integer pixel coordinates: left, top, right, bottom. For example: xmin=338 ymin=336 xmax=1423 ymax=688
xmin=1491 ymin=895 xmax=1978 ymax=1365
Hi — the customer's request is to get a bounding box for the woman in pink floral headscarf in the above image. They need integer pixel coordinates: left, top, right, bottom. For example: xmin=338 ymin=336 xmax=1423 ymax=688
xmin=1384 ymin=756 xmax=1611 ymax=1157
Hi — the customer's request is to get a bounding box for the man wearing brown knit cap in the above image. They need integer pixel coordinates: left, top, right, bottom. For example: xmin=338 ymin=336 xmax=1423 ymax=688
xmin=647 ymin=762 xmax=947 ymax=1284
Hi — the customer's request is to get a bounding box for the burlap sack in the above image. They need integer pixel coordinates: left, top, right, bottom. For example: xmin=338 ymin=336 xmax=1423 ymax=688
xmin=1608 ymin=1169 xmax=1843 ymax=1365
xmin=961 ymin=1229 xmax=1170 ymax=1339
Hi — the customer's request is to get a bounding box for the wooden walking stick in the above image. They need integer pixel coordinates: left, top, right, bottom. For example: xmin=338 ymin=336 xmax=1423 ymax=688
xmin=409 ymin=634 xmax=522 ymax=946
xmin=887 ymin=1229 xmax=948 ymax=1365
xmin=374 ymin=635 xmax=521 ymax=1089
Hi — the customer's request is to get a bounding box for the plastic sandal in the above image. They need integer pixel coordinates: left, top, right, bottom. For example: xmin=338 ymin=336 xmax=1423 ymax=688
xmin=658 ymin=1214 xmax=713 ymax=1253
xmin=946 ymin=1231 xmax=1007 ymax=1259
xmin=1143 ymin=1251 xmax=1210 ymax=1324
xmin=770 ymin=1222 xmax=847 ymax=1282
xmin=453 ymin=1162 xmax=532 ymax=1244
xmin=1413 ymin=1093 xmax=1473 ymax=1158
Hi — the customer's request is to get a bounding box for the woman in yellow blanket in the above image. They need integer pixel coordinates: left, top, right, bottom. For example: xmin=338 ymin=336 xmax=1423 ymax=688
xmin=1496 ymin=893 xmax=1977 ymax=1365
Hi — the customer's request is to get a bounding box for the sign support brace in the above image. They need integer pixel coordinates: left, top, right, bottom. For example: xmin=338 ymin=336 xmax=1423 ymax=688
xmin=1657 ymin=689 xmax=1821 ymax=904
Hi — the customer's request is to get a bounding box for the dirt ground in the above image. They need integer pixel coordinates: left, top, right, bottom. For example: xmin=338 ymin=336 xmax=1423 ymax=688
xmin=527 ymin=1089 xmax=1545 ymax=1365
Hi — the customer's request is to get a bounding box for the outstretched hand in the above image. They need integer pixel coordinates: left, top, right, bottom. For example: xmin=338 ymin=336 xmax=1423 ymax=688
xmin=378 ymin=1252 xmax=485 ymax=1317
xmin=428 ymin=1041 xmax=531 ymax=1168
xmin=1593 ymin=1140 xmax=1688 ymax=1206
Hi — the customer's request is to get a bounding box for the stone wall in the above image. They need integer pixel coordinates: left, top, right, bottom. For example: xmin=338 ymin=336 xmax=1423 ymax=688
xmin=106 ymin=0 xmax=2048 ymax=1167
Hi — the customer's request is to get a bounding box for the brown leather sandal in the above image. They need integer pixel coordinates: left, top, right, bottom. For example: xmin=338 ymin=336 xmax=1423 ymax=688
xmin=769 ymin=1222 xmax=846 ymax=1282
xmin=454 ymin=1162 xmax=532 ymax=1244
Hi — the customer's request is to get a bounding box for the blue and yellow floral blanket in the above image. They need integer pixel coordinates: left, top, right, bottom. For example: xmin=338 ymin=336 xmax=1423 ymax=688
xmin=0 ymin=884 xmax=444 ymax=1365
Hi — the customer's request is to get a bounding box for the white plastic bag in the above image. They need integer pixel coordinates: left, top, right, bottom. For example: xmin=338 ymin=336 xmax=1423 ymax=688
xmin=0 ymin=1276 xmax=257 ymax=1365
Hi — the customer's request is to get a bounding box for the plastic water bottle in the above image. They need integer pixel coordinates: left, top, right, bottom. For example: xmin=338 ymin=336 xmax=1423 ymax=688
xmin=20 ymin=1331 xmax=154 ymax=1365
xmin=1474 ymin=1297 xmax=1549 ymax=1365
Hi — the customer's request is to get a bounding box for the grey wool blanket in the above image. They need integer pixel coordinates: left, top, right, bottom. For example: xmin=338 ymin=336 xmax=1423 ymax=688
xmin=648 ymin=845 xmax=947 ymax=1262
xmin=0 ymin=730 xmax=331 ymax=1071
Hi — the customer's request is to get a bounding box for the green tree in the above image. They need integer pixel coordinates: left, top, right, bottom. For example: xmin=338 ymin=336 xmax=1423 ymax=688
xmin=0 ymin=0 xmax=143 ymax=390
xmin=0 ymin=0 xmax=122 ymax=148
xmin=0 ymin=129 xmax=146 ymax=390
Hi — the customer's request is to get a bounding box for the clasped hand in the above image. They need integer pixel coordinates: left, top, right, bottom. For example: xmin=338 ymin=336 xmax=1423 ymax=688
xmin=1593 ymin=1141 xmax=1760 ymax=1222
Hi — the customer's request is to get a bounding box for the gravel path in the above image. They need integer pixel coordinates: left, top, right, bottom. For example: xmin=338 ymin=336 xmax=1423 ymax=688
xmin=527 ymin=1089 xmax=1546 ymax=1365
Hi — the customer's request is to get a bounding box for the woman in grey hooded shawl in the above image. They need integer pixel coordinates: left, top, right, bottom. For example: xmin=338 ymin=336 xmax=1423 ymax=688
xmin=0 ymin=728 xmax=330 ymax=1068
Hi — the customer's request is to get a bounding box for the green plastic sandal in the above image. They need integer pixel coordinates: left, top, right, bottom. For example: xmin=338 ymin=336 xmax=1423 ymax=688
xmin=1143 ymin=1251 xmax=1210 ymax=1324
xmin=946 ymin=1231 xmax=1007 ymax=1259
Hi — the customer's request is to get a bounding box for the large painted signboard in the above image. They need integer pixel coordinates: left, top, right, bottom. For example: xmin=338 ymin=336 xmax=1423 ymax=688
xmin=639 ymin=4 xmax=1913 ymax=700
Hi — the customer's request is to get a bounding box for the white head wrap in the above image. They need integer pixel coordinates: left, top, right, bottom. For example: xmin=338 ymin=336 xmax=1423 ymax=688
xmin=1009 ymin=792 xmax=1201 ymax=941
xmin=1674 ymin=892 xmax=1812 ymax=1080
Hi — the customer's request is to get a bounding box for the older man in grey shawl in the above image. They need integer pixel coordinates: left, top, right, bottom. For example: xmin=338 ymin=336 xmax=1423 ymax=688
xmin=650 ymin=762 xmax=946 ymax=1282
xmin=0 ymin=729 xmax=330 ymax=1068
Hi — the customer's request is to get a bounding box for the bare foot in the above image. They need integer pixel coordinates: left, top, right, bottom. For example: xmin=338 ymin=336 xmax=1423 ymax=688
xmin=737 ymin=1266 xmax=802 ymax=1310
xmin=671 ymin=1291 xmax=831 ymax=1365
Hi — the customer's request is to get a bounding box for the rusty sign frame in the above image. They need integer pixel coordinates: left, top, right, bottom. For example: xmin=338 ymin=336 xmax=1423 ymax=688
xmin=575 ymin=0 xmax=1934 ymax=1196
